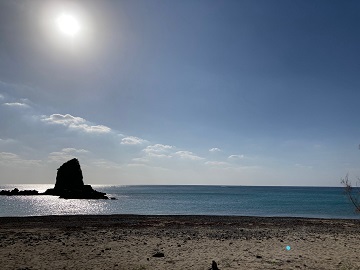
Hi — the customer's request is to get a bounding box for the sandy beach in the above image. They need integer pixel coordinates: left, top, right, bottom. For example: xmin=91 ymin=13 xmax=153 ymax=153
xmin=0 ymin=215 xmax=359 ymax=270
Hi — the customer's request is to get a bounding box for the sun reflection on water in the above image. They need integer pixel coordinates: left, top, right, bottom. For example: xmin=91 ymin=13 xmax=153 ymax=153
xmin=0 ymin=184 xmax=109 ymax=216
xmin=18 ymin=196 xmax=107 ymax=216
xmin=1 ymin=197 xmax=108 ymax=217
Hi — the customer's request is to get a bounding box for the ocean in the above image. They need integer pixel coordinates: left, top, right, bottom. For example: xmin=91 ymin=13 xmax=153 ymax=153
xmin=0 ymin=185 xmax=358 ymax=219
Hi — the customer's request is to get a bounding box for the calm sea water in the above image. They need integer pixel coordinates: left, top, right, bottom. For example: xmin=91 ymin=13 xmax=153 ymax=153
xmin=0 ymin=185 xmax=358 ymax=219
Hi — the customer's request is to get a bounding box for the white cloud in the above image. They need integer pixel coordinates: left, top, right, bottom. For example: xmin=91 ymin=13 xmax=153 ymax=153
xmin=126 ymin=163 xmax=169 ymax=172
xmin=62 ymin=148 xmax=89 ymax=153
xmin=175 ymin=151 xmax=204 ymax=161
xmin=205 ymin=161 xmax=230 ymax=166
xmin=80 ymin=124 xmax=111 ymax=133
xmin=3 ymin=102 xmax=30 ymax=108
xmin=132 ymin=144 xmax=174 ymax=164
xmin=143 ymin=144 xmax=173 ymax=153
xmin=121 ymin=136 xmax=148 ymax=145
xmin=135 ymin=145 xmax=205 ymax=164
xmin=228 ymin=154 xmax=245 ymax=159
xmin=48 ymin=148 xmax=90 ymax=163
xmin=132 ymin=157 xmax=150 ymax=163
xmin=0 ymin=94 xmax=4 ymax=100
xmin=43 ymin=114 xmax=85 ymax=125
xmin=209 ymin=147 xmax=221 ymax=152
xmin=147 ymin=153 xmax=172 ymax=158
xmin=41 ymin=114 xmax=111 ymax=134
xmin=0 ymin=152 xmax=41 ymax=167
xmin=91 ymin=159 xmax=122 ymax=169
xmin=0 ymin=152 xmax=18 ymax=159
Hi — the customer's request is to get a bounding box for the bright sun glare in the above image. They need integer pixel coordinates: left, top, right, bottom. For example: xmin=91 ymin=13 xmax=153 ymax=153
xmin=56 ymin=13 xmax=81 ymax=37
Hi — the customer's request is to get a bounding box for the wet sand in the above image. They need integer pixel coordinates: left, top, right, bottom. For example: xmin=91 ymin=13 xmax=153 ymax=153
xmin=1 ymin=215 xmax=359 ymax=270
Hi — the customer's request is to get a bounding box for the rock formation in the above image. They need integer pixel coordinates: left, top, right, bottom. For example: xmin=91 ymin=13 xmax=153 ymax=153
xmin=44 ymin=158 xmax=108 ymax=199
xmin=0 ymin=188 xmax=39 ymax=196
xmin=55 ymin=158 xmax=84 ymax=191
xmin=0 ymin=158 xmax=109 ymax=199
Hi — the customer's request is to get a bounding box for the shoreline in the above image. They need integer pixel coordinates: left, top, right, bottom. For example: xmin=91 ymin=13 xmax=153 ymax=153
xmin=1 ymin=215 xmax=360 ymax=269
xmin=1 ymin=213 xmax=359 ymax=227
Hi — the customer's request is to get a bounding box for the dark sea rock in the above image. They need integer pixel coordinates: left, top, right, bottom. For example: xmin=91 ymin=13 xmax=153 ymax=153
xmin=55 ymin=158 xmax=84 ymax=191
xmin=44 ymin=158 xmax=108 ymax=199
xmin=0 ymin=188 xmax=39 ymax=196
xmin=44 ymin=184 xmax=108 ymax=199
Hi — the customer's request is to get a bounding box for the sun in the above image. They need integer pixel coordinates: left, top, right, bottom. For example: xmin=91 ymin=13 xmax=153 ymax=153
xmin=56 ymin=13 xmax=81 ymax=37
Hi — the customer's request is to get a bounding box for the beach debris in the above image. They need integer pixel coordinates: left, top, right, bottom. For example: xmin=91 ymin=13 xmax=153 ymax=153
xmin=44 ymin=158 xmax=109 ymax=199
xmin=152 ymin=252 xmax=165 ymax=257
xmin=209 ymin=260 xmax=220 ymax=270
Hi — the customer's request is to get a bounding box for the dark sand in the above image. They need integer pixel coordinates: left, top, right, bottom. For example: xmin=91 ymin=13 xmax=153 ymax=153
xmin=1 ymin=215 xmax=359 ymax=269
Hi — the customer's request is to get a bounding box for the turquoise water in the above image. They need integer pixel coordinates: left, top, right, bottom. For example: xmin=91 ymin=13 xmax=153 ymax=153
xmin=0 ymin=185 xmax=358 ymax=218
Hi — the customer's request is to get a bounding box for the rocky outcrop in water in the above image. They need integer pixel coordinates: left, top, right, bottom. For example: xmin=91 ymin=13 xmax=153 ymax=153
xmin=55 ymin=158 xmax=84 ymax=191
xmin=0 ymin=188 xmax=39 ymax=196
xmin=44 ymin=158 xmax=108 ymax=199
xmin=0 ymin=158 xmax=109 ymax=199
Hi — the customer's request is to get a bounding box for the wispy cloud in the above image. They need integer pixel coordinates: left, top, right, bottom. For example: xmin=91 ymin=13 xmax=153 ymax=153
xmin=132 ymin=144 xmax=174 ymax=163
xmin=143 ymin=144 xmax=173 ymax=153
xmin=121 ymin=136 xmax=148 ymax=145
xmin=209 ymin=147 xmax=221 ymax=152
xmin=133 ymin=144 xmax=204 ymax=164
xmin=48 ymin=148 xmax=90 ymax=163
xmin=175 ymin=151 xmax=204 ymax=161
xmin=0 ymin=138 xmax=16 ymax=144
xmin=90 ymin=158 xmax=122 ymax=169
xmin=205 ymin=161 xmax=230 ymax=166
xmin=0 ymin=152 xmax=41 ymax=167
xmin=85 ymin=125 xmax=112 ymax=133
xmin=62 ymin=148 xmax=89 ymax=154
xmin=3 ymin=102 xmax=30 ymax=108
xmin=228 ymin=154 xmax=244 ymax=159
xmin=41 ymin=114 xmax=111 ymax=134
xmin=42 ymin=113 xmax=87 ymax=125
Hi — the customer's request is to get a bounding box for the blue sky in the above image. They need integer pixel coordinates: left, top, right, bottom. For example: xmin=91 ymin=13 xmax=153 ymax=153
xmin=0 ymin=0 xmax=359 ymax=186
